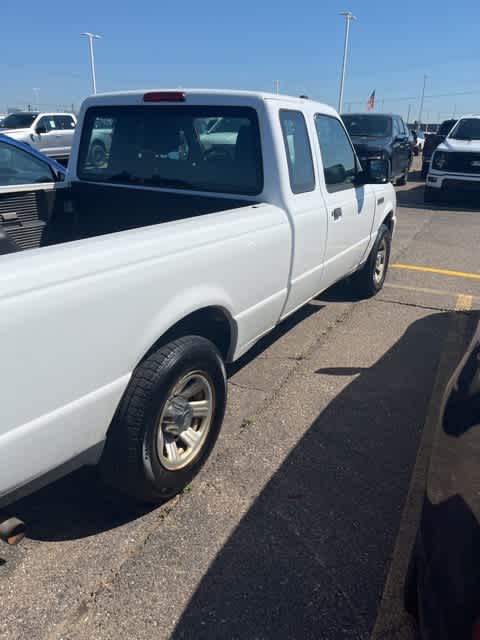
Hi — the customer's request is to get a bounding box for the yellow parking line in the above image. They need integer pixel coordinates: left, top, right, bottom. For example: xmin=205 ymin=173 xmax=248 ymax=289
xmin=391 ymin=263 xmax=480 ymax=281
xmin=455 ymin=294 xmax=473 ymax=311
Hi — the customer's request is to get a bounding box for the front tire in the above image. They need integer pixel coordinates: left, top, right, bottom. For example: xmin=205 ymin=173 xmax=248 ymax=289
xmin=424 ymin=187 xmax=441 ymax=204
xmin=352 ymin=224 xmax=392 ymax=297
xmin=101 ymin=336 xmax=227 ymax=503
xmin=396 ymin=163 xmax=409 ymax=186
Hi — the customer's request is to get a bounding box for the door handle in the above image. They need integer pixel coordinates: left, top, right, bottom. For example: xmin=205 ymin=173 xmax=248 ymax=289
xmin=332 ymin=207 xmax=342 ymax=220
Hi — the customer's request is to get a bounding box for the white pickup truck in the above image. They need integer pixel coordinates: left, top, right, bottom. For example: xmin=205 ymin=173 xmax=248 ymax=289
xmin=0 ymin=89 xmax=396 ymax=511
xmin=0 ymin=111 xmax=77 ymax=161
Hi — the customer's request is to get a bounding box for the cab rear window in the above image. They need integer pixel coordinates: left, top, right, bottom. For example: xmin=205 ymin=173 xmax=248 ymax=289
xmin=77 ymin=105 xmax=263 ymax=196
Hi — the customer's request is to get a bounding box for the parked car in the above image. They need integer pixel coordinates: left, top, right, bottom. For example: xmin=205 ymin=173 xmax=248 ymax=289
xmin=416 ymin=131 xmax=426 ymax=153
xmin=0 ymin=134 xmax=66 ymax=252
xmin=342 ymin=113 xmax=412 ymax=186
xmin=405 ymin=310 xmax=480 ymax=639
xmin=407 ymin=128 xmax=417 ymax=157
xmin=425 ymin=116 xmax=480 ymax=202
xmin=0 ymin=89 xmax=396 ymax=524
xmin=0 ymin=111 xmax=77 ymax=161
xmin=421 ymin=119 xmax=457 ymax=179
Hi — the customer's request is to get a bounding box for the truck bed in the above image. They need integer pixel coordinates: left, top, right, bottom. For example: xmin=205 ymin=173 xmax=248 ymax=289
xmin=1 ymin=183 xmax=253 ymax=253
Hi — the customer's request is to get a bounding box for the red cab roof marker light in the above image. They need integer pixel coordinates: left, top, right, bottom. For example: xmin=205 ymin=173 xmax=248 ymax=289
xmin=143 ymin=91 xmax=186 ymax=102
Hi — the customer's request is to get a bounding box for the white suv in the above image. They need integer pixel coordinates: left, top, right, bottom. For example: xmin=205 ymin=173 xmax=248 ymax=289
xmin=426 ymin=115 xmax=480 ymax=202
xmin=0 ymin=111 xmax=77 ymax=161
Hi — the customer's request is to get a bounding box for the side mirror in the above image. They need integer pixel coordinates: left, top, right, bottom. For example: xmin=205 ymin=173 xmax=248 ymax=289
xmin=36 ymin=126 xmax=47 ymax=135
xmin=364 ymin=158 xmax=390 ymax=184
xmin=324 ymin=163 xmax=347 ymax=185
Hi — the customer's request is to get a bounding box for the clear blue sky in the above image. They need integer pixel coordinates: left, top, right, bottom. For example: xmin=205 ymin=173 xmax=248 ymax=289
xmin=2 ymin=0 xmax=479 ymax=122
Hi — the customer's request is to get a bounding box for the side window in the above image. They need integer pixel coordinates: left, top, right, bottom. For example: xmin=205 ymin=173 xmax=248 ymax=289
xmin=399 ymin=118 xmax=407 ymax=135
xmin=314 ymin=114 xmax=357 ymax=193
xmin=279 ymin=110 xmax=315 ymax=194
xmin=53 ymin=115 xmax=76 ymax=130
xmin=393 ymin=118 xmax=401 ymax=137
xmin=36 ymin=116 xmax=55 ymax=133
xmin=0 ymin=141 xmax=54 ymax=186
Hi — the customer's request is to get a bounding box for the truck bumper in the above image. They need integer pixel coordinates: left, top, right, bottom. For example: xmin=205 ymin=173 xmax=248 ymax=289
xmin=426 ymin=171 xmax=480 ymax=194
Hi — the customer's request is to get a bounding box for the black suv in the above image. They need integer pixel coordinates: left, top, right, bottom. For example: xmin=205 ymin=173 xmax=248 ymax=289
xmin=421 ymin=118 xmax=457 ymax=179
xmin=341 ymin=113 xmax=412 ymax=185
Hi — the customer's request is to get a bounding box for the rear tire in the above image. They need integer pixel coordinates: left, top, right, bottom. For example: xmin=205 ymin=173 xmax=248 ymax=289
xmin=352 ymin=224 xmax=391 ymax=298
xmin=421 ymin=163 xmax=428 ymax=180
xmin=89 ymin=141 xmax=107 ymax=168
xmin=101 ymin=336 xmax=227 ymax=504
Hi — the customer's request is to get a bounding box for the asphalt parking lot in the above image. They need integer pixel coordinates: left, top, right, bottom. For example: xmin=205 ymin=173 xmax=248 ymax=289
xmin=1 ymin=157 xmax=480 ymax=640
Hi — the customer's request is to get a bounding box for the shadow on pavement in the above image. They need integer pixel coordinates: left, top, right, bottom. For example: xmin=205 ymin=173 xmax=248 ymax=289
xmin=171 ymin=312 xmax=456 ymax=639
xmin=6 ymin=300 xmax=327 ymax=543
xmin=396 ymin=184 xmax=425 ymax=208
xmin=397 ymin=179 xmax=480 ymax=212
xmin=228 ymin=300 xmax=325 ymax=375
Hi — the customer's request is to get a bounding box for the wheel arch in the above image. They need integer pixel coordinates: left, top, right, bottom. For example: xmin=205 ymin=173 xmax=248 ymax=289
xmin=140 ymin=305 xmax=238 ymax=365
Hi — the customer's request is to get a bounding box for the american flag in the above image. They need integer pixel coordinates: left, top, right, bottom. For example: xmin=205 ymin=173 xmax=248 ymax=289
xmin=367 ymin=90 xmax=376 ymax=111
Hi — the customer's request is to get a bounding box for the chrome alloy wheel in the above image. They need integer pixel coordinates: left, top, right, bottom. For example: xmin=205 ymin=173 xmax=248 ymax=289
xmin=374 ymin=237 xmax=387 ymax=284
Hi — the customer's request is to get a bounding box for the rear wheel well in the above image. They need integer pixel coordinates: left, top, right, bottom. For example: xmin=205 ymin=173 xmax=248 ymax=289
xmin=142 ymin=307 xmax=235 ymax=364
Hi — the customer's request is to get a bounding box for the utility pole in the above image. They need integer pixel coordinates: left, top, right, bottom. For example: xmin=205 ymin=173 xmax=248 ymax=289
xmin=338 ymin=11 xmax=356 ymax=113
xmin=418 ymin=74 xmax=428 ymax=125
xmin=406 ymin=104 xmax=411 ymax=125
xmin=273 ymin=80 xmax=280 ymax=95
xmin=81 ymin=32 xmax=102 ymax=94
xmin=32 ymin=88 xmax=40 ymax=111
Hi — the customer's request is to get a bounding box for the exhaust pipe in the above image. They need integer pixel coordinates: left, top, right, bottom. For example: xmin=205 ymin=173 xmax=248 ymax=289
xmin=0 ymin=511 xmax=26 ymax=545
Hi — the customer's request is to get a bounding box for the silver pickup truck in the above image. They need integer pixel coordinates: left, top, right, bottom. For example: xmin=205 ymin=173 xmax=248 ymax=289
xmin=0 ymin=111 xmax=77 ymax=161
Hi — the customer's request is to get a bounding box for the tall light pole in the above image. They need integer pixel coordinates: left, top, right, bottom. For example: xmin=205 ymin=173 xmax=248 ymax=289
xmin=418 ymin=74 xmax=428 ymax=126
xmin=338 ymin=11 xmax=356 ymax=114
xmin=81 ymin=32 xmax=102 ymax=94
xmin=32 ymin=88 xmax=40 ymax=111
xmin=273 ymin=80 xmax=280 ymax=95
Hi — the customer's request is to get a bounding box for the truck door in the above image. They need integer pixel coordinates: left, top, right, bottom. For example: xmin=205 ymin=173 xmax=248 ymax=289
xmin=51 ymin=115 xmax=76 ymax=158
xmin=313 ymin=113 xmax=375 ymax=288
xmin=34 ymin=115 xmax=59 ymax=157
xmin=0 ymin=139 xmax=60 ymax=251
xmin=277 ymin=109 xmax=328 ymax=319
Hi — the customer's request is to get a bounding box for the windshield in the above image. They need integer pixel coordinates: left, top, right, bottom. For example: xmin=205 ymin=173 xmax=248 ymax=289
xmin=438 ymin=120 xmax=457 ymax=137
xmin=0 ymin=113 xmax=38 ymax=129
xmin=342 ymin=115 xmax=392 ymax=137
xmin=78 ymin=105 xmax=263 ymax=195
xmin=449 ymin=118 xmax=480 ymax=140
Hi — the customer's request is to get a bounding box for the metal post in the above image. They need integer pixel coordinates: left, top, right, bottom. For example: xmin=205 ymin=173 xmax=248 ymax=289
xmin=418 ymin=74 xmax=428 ymax=125
xmin=273 ymin=80 xmax=280 ymax=94
xmin=81 ymin=33 xmax=102 ymax=94
xmin=406 ymin=104 xmax=411 ymax=125
xmin=32 ymin=88 xmax=40 ymax=111
xmin=338 ymin=11 xmax=356 ymax=113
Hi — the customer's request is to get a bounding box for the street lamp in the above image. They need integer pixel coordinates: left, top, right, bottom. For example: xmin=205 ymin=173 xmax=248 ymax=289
xmin=418 ymin=74 xmax=428 ymax=126
xmin=81 ymin=32 xmax=102 ymax=94
xmin=338 ymin=11 xmax=356 ymax=114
